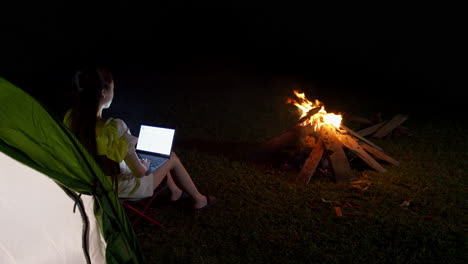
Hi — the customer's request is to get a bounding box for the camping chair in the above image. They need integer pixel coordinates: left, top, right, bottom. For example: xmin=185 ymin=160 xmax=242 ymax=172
xmin=120 ymin=182 xmax=167 ymax=228
xmin=97 ymin=155 xmax=166 ymax=228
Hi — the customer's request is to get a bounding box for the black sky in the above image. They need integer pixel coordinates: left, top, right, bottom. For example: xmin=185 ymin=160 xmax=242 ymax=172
xmin=1 ymin=2 xmax=464 ymax=118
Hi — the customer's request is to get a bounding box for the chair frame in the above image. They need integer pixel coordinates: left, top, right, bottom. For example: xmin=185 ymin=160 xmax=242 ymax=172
xmin=120 ymin=184 xmax=167 ymax=227
xmin=97 ymin=155 xmax=166 ymax=228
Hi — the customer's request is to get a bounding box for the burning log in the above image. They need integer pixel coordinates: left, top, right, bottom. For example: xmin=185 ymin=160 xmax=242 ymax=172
xmin=321 ymin=125 xmax=353 ymax=182
xmin=341 ymin=125 xmax=383 ymax=152
xmin=283 ymin=90 xmax=400 ymax=184
xmin=296 ymin=138 xmax=324 ymax=184
xmin=335 ymin=129 xmax=386 ymax=173
xmin=295 ymin=123 xmax=399 ymax=184
xmin=298 ymin=107 xmax=321 ymax=124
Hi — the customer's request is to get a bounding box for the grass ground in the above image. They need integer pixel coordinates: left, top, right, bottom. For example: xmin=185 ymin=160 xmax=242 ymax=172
xmin=112 ymin=72 xmax=467 ymax=264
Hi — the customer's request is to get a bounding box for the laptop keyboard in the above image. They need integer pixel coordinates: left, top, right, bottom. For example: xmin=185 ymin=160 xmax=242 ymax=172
xmin=138 ymin=154 xmax=168 ymax=170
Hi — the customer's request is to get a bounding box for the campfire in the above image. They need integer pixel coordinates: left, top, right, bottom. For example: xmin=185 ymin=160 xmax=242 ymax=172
xmin=262 ymin=91 xmax=399 ymax=184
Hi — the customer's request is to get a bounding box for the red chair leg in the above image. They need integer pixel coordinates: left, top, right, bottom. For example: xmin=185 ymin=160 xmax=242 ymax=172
xmin=122 ymin=202 xmax=163 ymax=227
xmin=121 ymin=184 xmax=167 ymax=227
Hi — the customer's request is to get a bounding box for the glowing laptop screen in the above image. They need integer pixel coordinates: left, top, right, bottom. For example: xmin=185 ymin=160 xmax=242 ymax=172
xmin=136 ymin=125 xmax=175 ymax=156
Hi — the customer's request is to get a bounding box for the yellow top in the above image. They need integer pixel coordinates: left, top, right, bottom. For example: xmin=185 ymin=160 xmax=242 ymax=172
xmin=95 ymin=118 xmax=128 ymax=163
xmin=63 ymin=111 xmax=144 ymax=197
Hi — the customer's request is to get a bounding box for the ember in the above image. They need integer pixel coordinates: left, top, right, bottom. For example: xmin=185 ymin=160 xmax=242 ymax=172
xmin=286 ymin=90 xmax=399 ymax=184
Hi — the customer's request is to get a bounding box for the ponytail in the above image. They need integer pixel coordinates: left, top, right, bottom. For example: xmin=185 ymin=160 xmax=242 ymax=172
xmin=69 ymin=67 xmax=113 ymax=157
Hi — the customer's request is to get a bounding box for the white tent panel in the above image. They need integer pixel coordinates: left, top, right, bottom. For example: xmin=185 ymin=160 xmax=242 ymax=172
xmin=0 ymin=151 xmax=106 ymax=264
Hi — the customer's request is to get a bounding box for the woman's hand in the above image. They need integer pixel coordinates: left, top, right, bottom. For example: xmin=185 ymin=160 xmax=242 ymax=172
xmin=140 ymin=158 xmax=151 ymax=171
xmin=124 ymin=150 xmax=150 ymax=177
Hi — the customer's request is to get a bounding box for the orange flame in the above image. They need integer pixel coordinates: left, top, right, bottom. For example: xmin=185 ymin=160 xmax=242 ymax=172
xmin=287 ymin=90 xmax=342 ymax=130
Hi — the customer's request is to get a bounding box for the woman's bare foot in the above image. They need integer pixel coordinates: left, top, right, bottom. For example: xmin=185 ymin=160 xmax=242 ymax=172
xmin=193 ymin=194 xmax=207 ymax=209
xmin=193 ymin=194 xmax=216 ymax=210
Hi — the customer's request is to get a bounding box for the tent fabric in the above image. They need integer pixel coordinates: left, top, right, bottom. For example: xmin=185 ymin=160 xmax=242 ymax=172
xmin=0 ymin=77 xmax=145 ymax=264
xmin=0 ymin=151 xmax=106 ymax=263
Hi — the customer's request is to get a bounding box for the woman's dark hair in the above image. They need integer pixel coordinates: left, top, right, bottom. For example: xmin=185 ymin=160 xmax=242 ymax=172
xmin=69 ymin=67 xmax=113 ymax=157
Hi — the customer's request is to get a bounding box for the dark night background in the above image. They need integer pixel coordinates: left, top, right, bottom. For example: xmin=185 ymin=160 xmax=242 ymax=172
xmin=1 ymin=2 xmax=464 ymax=123
xmin=1 ymin=3 xmax=467 ymax=263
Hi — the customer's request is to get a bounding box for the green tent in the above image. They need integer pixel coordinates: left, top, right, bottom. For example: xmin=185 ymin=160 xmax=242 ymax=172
xmin=0 ymin=77 xmax=145 ymax=263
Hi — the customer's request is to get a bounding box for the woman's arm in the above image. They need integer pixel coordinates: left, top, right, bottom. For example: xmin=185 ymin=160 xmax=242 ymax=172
xmin=123 ymin=149 xmax=149 ymax=178
xmin=114 ymin=118 xmax=149 ymax=177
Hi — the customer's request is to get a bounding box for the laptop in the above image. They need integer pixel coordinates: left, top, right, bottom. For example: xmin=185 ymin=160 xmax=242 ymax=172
xmin=135 ymin=124 xmax=176 ymax=175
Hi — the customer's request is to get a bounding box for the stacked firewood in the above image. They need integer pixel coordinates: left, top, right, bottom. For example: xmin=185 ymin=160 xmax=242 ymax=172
xmin=259 ymin=122 xmax=399 ymax=184
xmin=294 ymin=124 xmax=399 ymax=184
xmin=345 ymin=113 xmax=412 ymax=138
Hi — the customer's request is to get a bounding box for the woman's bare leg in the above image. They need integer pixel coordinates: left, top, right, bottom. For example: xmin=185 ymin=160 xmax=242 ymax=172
xmin=165 ymin=171 xmax=183 ymax=201
xmin=151 ymin=152 xmax=207 ymax=208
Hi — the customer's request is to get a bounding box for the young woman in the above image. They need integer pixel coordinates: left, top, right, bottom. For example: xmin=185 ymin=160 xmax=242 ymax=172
xmin=64 ymin=67 xmax=215 ymax=210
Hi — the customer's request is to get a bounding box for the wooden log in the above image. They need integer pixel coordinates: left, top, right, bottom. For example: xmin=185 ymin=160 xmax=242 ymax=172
xmin=340 ymin=125 xmax=384 ymax=152
xmin=303 ymin=135 xmax=317 ymax=148
xmin=361 ymin=144 xmax=399 ymax=166
xmin=356 ymin=121 xmax=388 ymax=137
xmin=258 ymin=125 xmax=304 ymax=153
xmin=321 ymin=125 xmax=352 ymax=182
xmin=336 ymin=133 xmax=386 ymax=172
xmin=393 ymin=125 xmax=413 ymax=137
xmin=296 ymin=138 xmax=324 ymax=184
xmin=298 ymin=107 xmax=321 ymax=124
xmin=258 ymin=122 xmax=319 ymax=154
xmin=371 ymin=114 xmax=408 ymax=138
